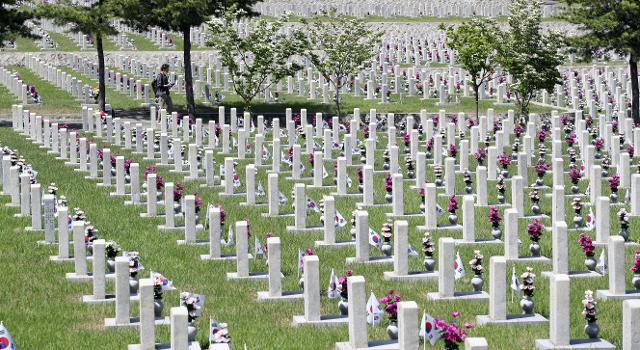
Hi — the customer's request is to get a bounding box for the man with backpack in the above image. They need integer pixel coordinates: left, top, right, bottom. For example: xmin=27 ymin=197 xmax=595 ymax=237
xmin=153 ymin=64 xmax=175 ymax=113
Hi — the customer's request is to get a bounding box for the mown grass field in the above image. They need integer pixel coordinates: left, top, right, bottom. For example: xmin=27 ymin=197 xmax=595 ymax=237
xmin=0 ymin=113 xmax=636 ymax=349
xmin=0 ymin=64 xmax=558 ymax=118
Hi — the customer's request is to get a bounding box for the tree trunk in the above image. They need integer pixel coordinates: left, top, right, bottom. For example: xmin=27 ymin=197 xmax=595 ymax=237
xmin=96 ymin=33 xmax=106 ymax=112
xmin=474 ymin=83 xmax=479 ymax=118
xmin=335 ymin=79 xmax=342 ymax=119
xmin=183 ymin=26 xmax=196 ymax=118
xmin=630 ymin=55 xmax=639 ymax=124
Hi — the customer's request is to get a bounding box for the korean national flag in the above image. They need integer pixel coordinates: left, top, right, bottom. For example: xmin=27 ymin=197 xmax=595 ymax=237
xmin=369 ymin=228 xmax=381 ymax=248
xmin=0 ymin=322 xmax=16 ymax=350
xmin=419 ymin=312 xmax=441 ymax=345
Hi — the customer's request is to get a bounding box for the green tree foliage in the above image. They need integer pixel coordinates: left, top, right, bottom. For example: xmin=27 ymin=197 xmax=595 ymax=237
xmin=295 ymin=11 xmax=381 ymax=118
xmin=39 ymin=0 xmax=118 ymax=112
xmin=0 ymin=0 xmax=37 ymax=47
xmin=560 ymin=0 xmax=640 ymax=123
xmin=118 ymin=0 xmax=259 ymax=117
xmin=441 ymin=17 xmax=499 ymax=118
xmin=209 ymin=10 xmax=302 ymax=111
xmin=496 ymin=0 xmax=564 ymax=118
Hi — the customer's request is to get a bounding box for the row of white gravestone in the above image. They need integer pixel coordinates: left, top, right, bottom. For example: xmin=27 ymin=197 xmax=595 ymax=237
xmin=10 ymin=97 xmax=640 ymax=348
xmin=8 ymin=118 xmax=209 ymax=350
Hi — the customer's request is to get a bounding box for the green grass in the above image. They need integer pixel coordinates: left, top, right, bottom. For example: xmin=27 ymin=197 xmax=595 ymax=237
xmin=1 ymin=64 xmax=557 ymax=117
xmin=14 ymin=36 xmax=40 ymax=52
xmin=0 ymin=119 xmax=636 ymax=349
xmin=47 ymin=31 xmax=81 ymax=52
xmin=0 ymin=84 xmax=18 ymax=107
xmin=126 ymin=33 xmax=163 ymax=51
xmin=0 ymin=66 xmax=80 ymax=115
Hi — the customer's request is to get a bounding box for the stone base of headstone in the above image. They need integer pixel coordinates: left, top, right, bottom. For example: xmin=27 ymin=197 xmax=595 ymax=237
xmin=177 ymin=238 xmax=208 ymax=246
xmin=64 ymin=161 xmax=77 ymax=167
xmin=104 ymin=315 xmax=170 ymax=329
xmin=416 ymin=224 xmax=463 ymax=232
xmin=328 ymin=192 xmax=362 ymax=198
xmin=284 ymin=176 xmax=313 ymax=181
xmin=49 ymin=255 xmax=75 ymax=263
xmin=426 ymin=291 xmax=489 ymax=301
xmin=535 ymin=338 xmax=615 ymax=349
xmin=168 ymin=169 xmax=190 ymax=175
xmin=355 ymin=202 xmax=392 ymax=208
xmin=314 ymin=240 xmax=355 ymax=247
xmin=335 ymin=339 xmax=398 ymax=350
xmin=123 ymin=200 xmax=145 ymax=206
xmin=239 ymin=202 xmax=268 ymax=207
xmin=257 ymin=290 xmax=304 ymax=302
xmin=218 ymin=192 xmax=246 ymax=197
xmin=73 ymin=168 xmax=88 ymax=173
xmin=541 ymin=271 xmax=603 ymax=279
xmin=5 ymin=203 xmax=19 ymax=208
xmin=482 ymin=203 xmax=511 ymax=208
xmin=595 ymin=289 xmax=640 ymax=301
xmin=384 ymin=212 xmax=423 ymax=218
xmin=454 ymin=239 xmax=503 ymax=246
xmin=476 ymin=313 xmax=548 ymax=326
xmin=13 ymin=213 xmax=27 ymax=218
xmin=261 ymin=212 xmax=295 ymax=218
xmin=345 ymin=256 xmax=393 ymax=265
xmin=157 ymin=225 xmax=184 ymax=232
xmin=285 ymin=225 xmax=324 ymax=233
xmin=292 ymin=315 xmax=348 ymax=327
xmin=65 ymin=272 xmax=93 ymax=282
xmin=200 ymin=253 xmax=253 ymax=261
xmin=24 ymin=226 xmax=43 ymax=232
xmin=37 ymin=240 xmax=57 ymax=245
xmin=226 ymin=272 xmax=268 ymax=280
xmin=128 ymin=341 xmax=203 ymax=350
xmin=81 ymin=293 xmax=121 ymax=304
xmin=307 ymin=185 xmax=336 ymax=190
xmin=383 ymin=270 xmax=439 ymax=281
xmin=508 ymin=256 xmax=551 ymax=263
xmin=184 ymin=175 xmax=204 ymax=182
xmin=96 ymin=183 xmax=114 ymax=188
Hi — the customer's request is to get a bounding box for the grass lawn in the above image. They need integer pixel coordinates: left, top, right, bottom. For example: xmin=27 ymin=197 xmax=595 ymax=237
xmin=126 ymin=33 xmax=163 ymax=51
xmin=0 ymin=118 xmax=635 ymax=349
xmin=0 ymin=66 xmax=80 ymax=115
xmin=47 ymin=31 xmax=81 ymax=52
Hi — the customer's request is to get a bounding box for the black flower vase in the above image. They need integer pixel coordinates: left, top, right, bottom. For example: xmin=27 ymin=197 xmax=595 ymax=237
xmin=620 ymin=222 xmax=630 ymax=241
xmin=491 ymin=223 xmax=502 ymax=240
xmin=574 ymin=211 xmax=583 ymax=228
xmin=531 ymin=199 xmax=541 ymax=215
xmin=610 ymin=188 xmax=618 ymax=203
xmin=385 ymin=189 xmax=392 ymax=203
xmin=571 ymin=181 xmax=580 ymax=194
xmin=585 ymin=320 xmax=600 ymax=339
xmin=535 ymin=173 xmax=545 ymax=187
xmin=471 ymin=274 xmax=484 ymax=292
xmin=449 ymin=212 xmax=458 ymax=225
xmin=584 ymin=253 xmax=597 ymax=271
xmin=520 ymin=295 xmax=534 ymax=314
xmin=338 ymin=298 xmax=348 ymax=315
xmin=423 ymin=255 xmax=435 ymax=272
xmin=154 ymin=299 xmax=164 ymax=318
xmin=529 ymin=241 xmax=541 ymax=257
xmin=497 ymin=189 xmax=506 ymax=204
xmin=387 ymin=320 xmax=399 ymax=340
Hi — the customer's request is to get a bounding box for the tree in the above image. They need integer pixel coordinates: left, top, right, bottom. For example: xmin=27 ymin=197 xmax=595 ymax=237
xmin=39 ymin=0 xmax=118 ymax=112
xmin=119 ymin=0 xmax=259 ymax=118
xmin=0 ymin=0 xmax=36 ymax=47
xmin=496 ymin=0 xmax=564 ymax=118
xmin=441 ymin=17 xmax=499 ymax=118
xmin=560 ymin=0 xmax=640 ymax=123
xmin=209 ymin=10 xmax=302 ymax=112
xmin=296 ymin=11 xmax=381 ymax=119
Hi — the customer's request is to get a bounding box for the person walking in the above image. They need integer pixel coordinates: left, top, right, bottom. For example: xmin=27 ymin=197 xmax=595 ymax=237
xmin=154 ymin=63 xmax=175 ymax=113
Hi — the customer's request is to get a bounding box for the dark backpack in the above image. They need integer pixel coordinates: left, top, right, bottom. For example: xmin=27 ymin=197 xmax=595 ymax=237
xmin=152 ymin=76 xmax=161 ymax=96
